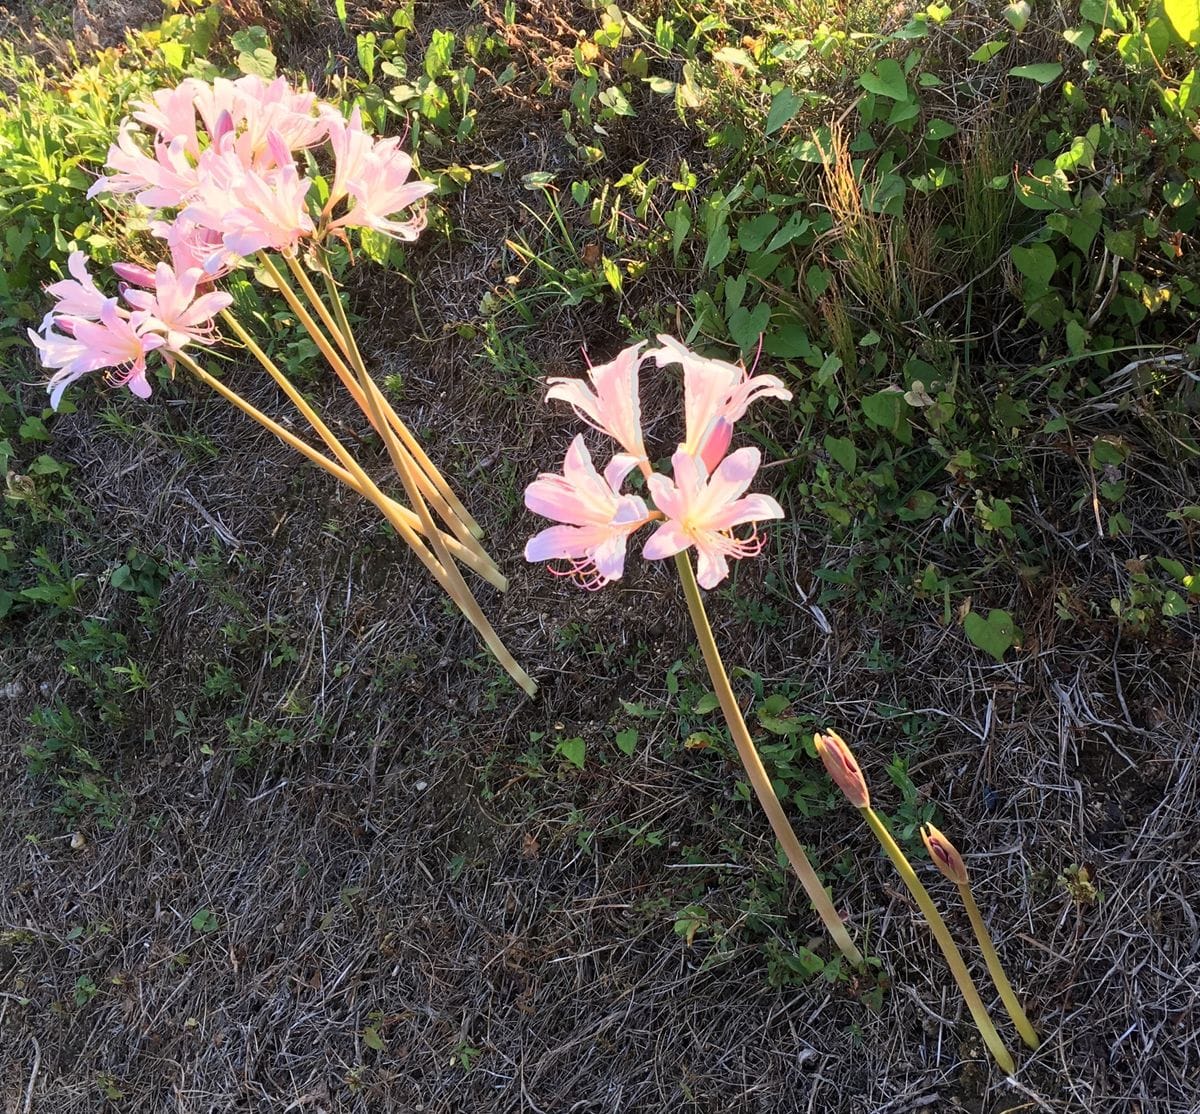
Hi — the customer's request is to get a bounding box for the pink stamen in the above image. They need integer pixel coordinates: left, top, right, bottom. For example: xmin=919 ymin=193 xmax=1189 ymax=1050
xmin=549 ymin=557 xmax=609 ymax=591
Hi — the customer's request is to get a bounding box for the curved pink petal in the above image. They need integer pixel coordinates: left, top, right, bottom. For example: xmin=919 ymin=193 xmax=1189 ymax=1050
xmin=642 ymin=520 xmax=690 ymax=561
xmin=525 ymin=524 xmax=603 ymax=562
xmin=707 ymin=492 xmax=785 ymax=532
xmin=693 ymin=447 xmax=760 ymax=519
xmin=694 ymin=546 xmax=731 ymax=589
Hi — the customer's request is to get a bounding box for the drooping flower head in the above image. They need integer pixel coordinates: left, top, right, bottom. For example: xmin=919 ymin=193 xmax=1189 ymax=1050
xmin=325 ymin=128 xmax=435 ymax=242
xmin=545 ymin=341 xmax=649 ymax=464
xmin=642 ymin=448 xmax=784 ymax=589
xmin=921 ymin=823 xmax=970 ymax=885
xmin=524 ymin=435 xmax=651 ymax=590
xmin=648 ymin=334 xmax=792 ymax=472
xmin=181 ymin=133 xmax=314 ymax=265
xmin=87 ymin=125 xmax=201 ymax=209
xmin=813 ymin=729 xmax=871 ymax=809
xmin=39 ymin=251 xmax=108 ymax=332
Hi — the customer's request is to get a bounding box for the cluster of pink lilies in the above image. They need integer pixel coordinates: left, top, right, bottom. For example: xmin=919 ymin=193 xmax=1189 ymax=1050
xmin=30 ymin=69 xmax=1036 ymax=1075
xmin=31 ymin=75 xmax=430 ymax=409
xmin=524 ymin=335 xmax=793 ymax=590
xmin=30 ymin=73 xmax=535 ymax=694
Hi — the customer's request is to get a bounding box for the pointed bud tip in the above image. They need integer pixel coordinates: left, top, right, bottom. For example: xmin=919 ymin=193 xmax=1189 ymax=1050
xmin=921 ymin=823 xmax=969 ymax=884
xmin=814 ymin=729 xmax=870 ymax=808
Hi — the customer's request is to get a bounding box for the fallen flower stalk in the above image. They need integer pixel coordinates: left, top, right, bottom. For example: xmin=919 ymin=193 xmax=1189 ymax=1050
xmin=32 ymin=74 xmax=532 ymax=695
xmin=815 ymin=730 xmax=1016 ymax=1074
xmin=922 ymin=823 xmax=1040 ymax=1050
xmin=171 ymin=350 xmax=504 ymax=588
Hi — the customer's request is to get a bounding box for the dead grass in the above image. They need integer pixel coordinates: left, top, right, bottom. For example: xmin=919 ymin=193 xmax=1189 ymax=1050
xmin=2 ymin=1 xmax=1200 ymax=1112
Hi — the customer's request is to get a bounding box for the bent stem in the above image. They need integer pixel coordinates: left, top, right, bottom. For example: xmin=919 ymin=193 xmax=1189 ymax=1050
xmin=274 ymin=250 xmax=485 ymax=543
xmin=256 ymin=251 xmax=488 ymax=556
xmin=673 ymin=551 xmax=862 ymax=965
xmin=958 ymin=880 xmax=1040 ymax=1050
xmin=172 ymin=352 xmax=505 ymax=589
xmin=860 ymin=807 xmax=1016 ymax=1075
xmin=312 ymin=254 xmax=537 ymax=699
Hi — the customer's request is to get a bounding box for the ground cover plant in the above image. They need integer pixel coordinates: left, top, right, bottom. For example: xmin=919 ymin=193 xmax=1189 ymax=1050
xmin=1 ymin=0 xmax=1199 ymax=1111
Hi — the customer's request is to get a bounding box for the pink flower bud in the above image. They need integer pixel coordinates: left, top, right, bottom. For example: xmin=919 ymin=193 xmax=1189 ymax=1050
xmin=921 ymin=824 xmax=969 ymax=885
xmin=814 ymin=729 xmax=870 ymax=808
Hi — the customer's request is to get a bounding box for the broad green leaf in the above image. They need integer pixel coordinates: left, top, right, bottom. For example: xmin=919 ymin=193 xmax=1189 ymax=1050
xmin=861 ymin=389 xmax=912 ymax=442
xmin=858 ymin=59 xmax=909 ymax=101
xmin=555 ymin=736 xmax=586 ymax=769
xmin=1011 ymin=243 xmax=1057 ymax=291
xmin=728 ymin=302 xmax=771 ymax=350
xmin=737 ymin=213 xmax=780 ymax=252
xmin=1004 ymin=0 xmax=1030 ymax=31
xmin=615 ymin=728 xmax=638 ymax=756
xmin=1009 ymin=62 xmax=1063 ymax=83
xmin=824 ymin=435 xmax=857 ymax=473
xmin=970 ymin=39 xmax=1009 ymax=62
xmin=765 ymin=87 xmax=801 ymax=136
xmin=1165 ymin=0 xmax=1200 ymax=45
xmin=1064 ymin=26 xmax=1095 ymax=53
xmin=963 ymin=609 xmax=1019 ymax=661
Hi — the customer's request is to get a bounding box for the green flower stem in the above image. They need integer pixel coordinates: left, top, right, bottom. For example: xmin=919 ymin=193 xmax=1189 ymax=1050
xmin=309 ymin=252 xmax=536 ymax=699
xmin=255 ymin=251 xmax=487 ymax=555
xmin=958 ymin=880 xmax=1040 ymax=1050
xmin=673 ymin=552 xmax=862 ymax=966
xmin=860 ymin=806 xmax=1015 ymax=1074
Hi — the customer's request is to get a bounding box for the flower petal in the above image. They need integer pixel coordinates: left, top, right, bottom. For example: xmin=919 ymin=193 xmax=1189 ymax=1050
xmin=642 ymin=520 xmax=691 ymax=561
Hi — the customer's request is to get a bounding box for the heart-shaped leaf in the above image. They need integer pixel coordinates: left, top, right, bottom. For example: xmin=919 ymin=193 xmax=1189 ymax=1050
xmin=859 ymin=59 xmax=909 ymax=101
xmin=963 ymin=609 xmax=1019 ymax=661
xmin=728 ymin=302 xmax=771 ymax=350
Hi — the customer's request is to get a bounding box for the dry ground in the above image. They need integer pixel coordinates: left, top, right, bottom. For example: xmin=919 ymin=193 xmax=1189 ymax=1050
xmin=3 ymin=1 xmax=1200 ymax=1112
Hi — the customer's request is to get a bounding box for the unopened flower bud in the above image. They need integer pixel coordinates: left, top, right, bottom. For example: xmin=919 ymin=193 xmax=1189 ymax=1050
xmin=922 ymin=823 xmax=969 ymax=885
xmin=814 ymin=729 xmax=870 ymax=808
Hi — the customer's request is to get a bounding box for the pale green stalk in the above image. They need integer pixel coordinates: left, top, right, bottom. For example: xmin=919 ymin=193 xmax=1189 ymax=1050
xmin=674 ymin=552 xmax=862 ymax=965
xmin=860 ymin=807 xmax=1016 ymax=1074
xmin=254 ymin=251 xmax=488 ymax=556
xmin=958 ymin=880 xmax=1040 ymax=1050
xmin=273 ymin=250 xmax=485 ymax=543
xmin=307 ymin=252 xmax=536 ymax=699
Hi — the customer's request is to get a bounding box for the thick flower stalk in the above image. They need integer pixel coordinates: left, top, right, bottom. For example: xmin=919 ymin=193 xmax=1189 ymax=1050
xmin=922 ymin=823 xmax=1040 ymax=1050
xmin=31 ymin=74 xmax=532 ymax=696
xmin=815 ymin=731 xmax=1017 ymax=1074
xmin=523 ymin=335 xmax=862 ymax=964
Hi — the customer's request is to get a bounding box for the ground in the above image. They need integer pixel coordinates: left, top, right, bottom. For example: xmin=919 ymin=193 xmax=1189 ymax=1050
xmin=2 ymin=0 xmax=1200 ymax=1111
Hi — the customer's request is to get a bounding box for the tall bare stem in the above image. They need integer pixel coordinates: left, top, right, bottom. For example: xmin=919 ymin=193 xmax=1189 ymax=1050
xmin=673 ymin=551 xmax=862 ymax=965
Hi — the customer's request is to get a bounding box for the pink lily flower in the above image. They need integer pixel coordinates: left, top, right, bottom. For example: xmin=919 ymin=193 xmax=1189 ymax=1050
xmin=323 ymin=105 xmax=375 ymax=214
xmin=182 ymin=134 xmax=314 ymax=264
xmin=40 ymin=251 xmax=108 ymax=331
xmin=124 ymin=263 xmax=233 ymax=352
xmin=545 ymin=341 xmax=649 ymax=464
xmin=131 ymin=79 xmax=206 ymax=157
xmin=31 ymin=300 xmax=165 ymax=409
xmin=647 ymin=334 xmax=792 ymax=472
xmin=327 ymin=134 xmax=435 ymax=241
xmin=88 ymin=126 xmax=200 ymax=209
xmin=643 ymin=447 xmax=784 ymax=589
xmin=524 ymin=435 xmax=651 ymax=590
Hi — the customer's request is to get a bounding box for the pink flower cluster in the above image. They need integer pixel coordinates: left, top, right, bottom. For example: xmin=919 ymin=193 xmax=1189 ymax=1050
xmin=31 ymin=74 xmax=433 ymax=409
xmin=525 ymin=337 xmax=793 ymax=590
